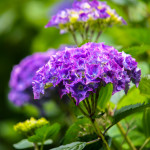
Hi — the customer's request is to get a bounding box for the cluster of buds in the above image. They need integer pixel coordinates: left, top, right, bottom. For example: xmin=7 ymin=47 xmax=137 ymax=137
xmin=14 ymin=117 xmax=49 ymax=136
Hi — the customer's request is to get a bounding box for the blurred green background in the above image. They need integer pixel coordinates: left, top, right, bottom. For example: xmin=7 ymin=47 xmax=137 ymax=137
xmin=0 ymin=0 xmax=150 ymax=149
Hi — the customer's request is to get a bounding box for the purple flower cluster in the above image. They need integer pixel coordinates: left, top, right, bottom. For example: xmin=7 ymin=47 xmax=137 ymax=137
xmin=32 ymin=43 xmax=141 ymax=105
xmin=9 ymin=50 xmax=57 ymax=106
xmin=45 ymin=0 xmax=126 ymax=33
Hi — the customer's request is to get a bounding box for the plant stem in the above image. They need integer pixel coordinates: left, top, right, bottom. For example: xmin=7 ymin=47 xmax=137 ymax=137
xmin=70 ymin=31 xmax=78 ymax=46
xmin=90 ymin=119 xmax=110 ymax=150
xmin=87 ymin=138 xmax=100 ymax=145
xmin=94 ymin=88 xmax=100 ymax=114
xmin=90 ymin=30 xmax=94 ymax=42
xmin=83 ymin=100 xmax=89 ymax=114
xmin=103 ymin=124 xmax=114 ymax=135
xmin=95 ymin=31 xmax=102 ymax=43
xmin=86 ymin=98 xmax=91 ymax=115
xmin=40 ymin=141 xmax=44 ymax=150
xmin=85 ymin=25 xmax=89 ymax=40
xmin=70 ymin=94 xmax=110 ymax=149
xmin=117 ymin=122 xmax=136 ymax=150
xmin=91 ymin=94 xmax=95 ymax=115
xmin=80 ymin=31 xmax=84 ymax=41
xmin=71 ymin=97 xmax=89 ymax=118
xmin=34 ymin=143 xmax=39 ymax=150
xmin=139 ymin=137 xmax=150 ymax=150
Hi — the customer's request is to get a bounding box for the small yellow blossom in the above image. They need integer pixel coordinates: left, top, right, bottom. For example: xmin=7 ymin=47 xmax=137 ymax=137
xmin=14 ymin=117 xmax=49 ymax=136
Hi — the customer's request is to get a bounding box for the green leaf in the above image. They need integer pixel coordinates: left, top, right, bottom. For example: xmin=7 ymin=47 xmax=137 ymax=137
xmin=50 ymin=142 xmax=86 ymax=150
xmin=44 ymin=139 xmax=53 ymax=145
xmin=28 ymin=123 xmax=60 ymax=143
xmin=139 ymin=75 xmax=150 ymax=98
xmin=122 ymin=45 xmax=150 ymax=58
xmin=113 ymin=103 xmax=150 ymax=124
xmin=106 ymin=27 xmax=150 ymax=47
xmin=13 ymin=139 xmax=53 ymax=149
xmin=143 ymin=108 xmax=150 ymax=138
xmin=63 ymin=118 xmax=92 ymax=144
xmin=13 ymin=139 xmax=34 ymax=149
xmin=98 ymin=83 xmax=113 ymax=110
xmin=78 ymin=39 xmax=89 ymax=47
xmin=117 ymin=86 xmax=148 ymax=109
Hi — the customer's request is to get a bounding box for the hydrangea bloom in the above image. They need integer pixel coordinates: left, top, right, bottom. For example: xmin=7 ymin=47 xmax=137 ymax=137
xmin=45 ymin=0 xmax=126 ymax=34
xmin=8 ymin=50 xmax=57 ymax=106
xmin=32 ymin=43 xmax=141 ymax=105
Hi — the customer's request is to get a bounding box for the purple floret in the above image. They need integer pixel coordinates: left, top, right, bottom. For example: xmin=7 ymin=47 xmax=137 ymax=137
xmin=32 ymin=43 xmax=141 ymax=105
xmin=8 ymin=50 xmax=57 ymax=106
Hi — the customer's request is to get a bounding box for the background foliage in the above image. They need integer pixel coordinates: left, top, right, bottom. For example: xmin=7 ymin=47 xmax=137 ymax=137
xmin=0 ymin=0 xmax=150 ymax=149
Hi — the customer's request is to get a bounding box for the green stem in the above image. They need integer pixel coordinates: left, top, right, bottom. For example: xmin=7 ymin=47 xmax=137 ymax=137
xmin=91 ymin=94 xmax=95 ymax=115
xmin=103 ymin=124 xmax=114 ymax=135
xmin=90 ymin=119 xmax=110 ymax=150
xmin=70 ymin=94 xmax=110 ymax=150
xmin=83 ymin=100 xmax=90 ymax=114
xmin=95 ymin=31 xmax=102 ymax=43
xmin=87 ymin=138 xmax=100 ymax=145
xmin=139 ymin=137 xmax=150 ymax=150
xmin=80 ymin=31 xmax=85 ymax=41
xmin=71 ymin=31 xmax=78 ymax=46
xmin=86 ymin=98 xmax=91 ymax=115
xmin=71 ymin=97 xmax=89 ymax=118
xmin=117 ymin=122 xmax=136 ymax=150
xmin=90 ymin=30 xmax=94 ymax=42
xmin=85 ymin=24 xmax=89 ymax=40
xmin=34 ymin=143 xmax=39 ymax=150
xmin=40 ymin=141 xmax=44 ymax=150
xmin=94 ymin=88 xmax=100 ymax=114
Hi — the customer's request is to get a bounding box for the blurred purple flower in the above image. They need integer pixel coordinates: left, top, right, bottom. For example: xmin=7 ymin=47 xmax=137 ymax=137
xmin=32 ymin=43 xmax=141 ymax=105
xmin=8 ymin=50 xmax=57 ymax=106
xmin=45 ymin=0 xmax=126 ymax=34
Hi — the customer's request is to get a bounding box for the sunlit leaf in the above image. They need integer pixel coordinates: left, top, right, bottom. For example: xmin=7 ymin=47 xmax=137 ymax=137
xmin=50 ymin=142 xmax=86 ymax=150
xmin=139 ymin=75 xmax=150 ymax=98
xmin=98 ymin=83 xmax=113 ymax=110
xmin=13 ymin=139 xmax=53 ymax=149
xmin=13 ymin=139 xmax=33 ymax=149
xmin=117 ymin=86 xmax=148 ymax=109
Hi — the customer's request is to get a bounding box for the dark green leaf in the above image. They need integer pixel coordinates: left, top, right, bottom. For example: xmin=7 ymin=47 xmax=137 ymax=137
xmin=79 ymin=134 xmax=112 ymax=150
xmin=139 ymin=75 xmax=150 ymax=98
xmin=63 ymin=118 xmax=91 ymax=144
xmin=113 ymin=103 xmax=150 ymax=124
xmin=28 ymin=123 xmax=60 ymax=143
xmin=50 ymin=142 xmax=86 ymax=150
xmin=13 ymin=139 xmax=34 ymax=149
xmin=143 ymin=108 xmax=150 ymax=138
xmin=97 ymin=83 xmax=113 ymax=110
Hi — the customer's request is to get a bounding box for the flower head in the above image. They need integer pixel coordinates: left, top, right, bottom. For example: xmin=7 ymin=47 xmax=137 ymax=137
xmin=8 ymin=50 xmax=57 ymax=106
xmin=32 ymin=43 xmax=141 ymax=105
xmin=45 ymin=0 xmax=126 ymax=34
xmin=14 ymin=117 xmax=49 ymax=135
